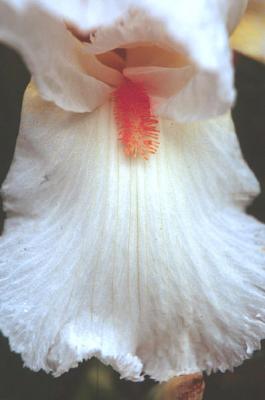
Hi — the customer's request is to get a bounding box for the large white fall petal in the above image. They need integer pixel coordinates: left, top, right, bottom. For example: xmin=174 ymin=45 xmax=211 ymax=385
xmin=0 ymin=85 xmax=264 ymax=381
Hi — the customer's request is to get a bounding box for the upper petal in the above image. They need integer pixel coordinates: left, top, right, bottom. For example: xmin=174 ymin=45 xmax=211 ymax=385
xmin=0 ymin=1 xmax=115 ymax=113
xmin=83 ymin=1 xmax=247 ymax=121
xmin=1 ymin=0 xmax=247 ymax=120
xmin=4 ymin=0 xmax=247 ymax=33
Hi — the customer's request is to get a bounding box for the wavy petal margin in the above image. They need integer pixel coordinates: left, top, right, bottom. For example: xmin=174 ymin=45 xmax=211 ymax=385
xmin=0 ymin=85 xmax=264 ymax=381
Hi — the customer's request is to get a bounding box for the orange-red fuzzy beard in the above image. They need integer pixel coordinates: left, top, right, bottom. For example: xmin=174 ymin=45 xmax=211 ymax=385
xmin=113 ymin=79 xmax=160 ymax=160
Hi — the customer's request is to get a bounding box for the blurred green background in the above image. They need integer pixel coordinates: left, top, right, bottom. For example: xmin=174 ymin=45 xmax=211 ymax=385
xmin=0 ymin=44 xmax=264 ymax=400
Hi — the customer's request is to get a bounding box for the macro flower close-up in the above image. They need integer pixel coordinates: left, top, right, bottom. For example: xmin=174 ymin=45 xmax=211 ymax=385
xmin=0 ymin=0 xmax=265 ymax=398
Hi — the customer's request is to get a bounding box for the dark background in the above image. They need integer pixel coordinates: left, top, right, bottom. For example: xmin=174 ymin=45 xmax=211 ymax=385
xmin=0 ymin=44 xmax=264 ymax=399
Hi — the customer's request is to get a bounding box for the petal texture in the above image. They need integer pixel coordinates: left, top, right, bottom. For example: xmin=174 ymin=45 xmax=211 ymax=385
xmin=0 ymin=1 xmax=113 ymax=113
xmin=0 ymin=85 xmax=265 ymax=381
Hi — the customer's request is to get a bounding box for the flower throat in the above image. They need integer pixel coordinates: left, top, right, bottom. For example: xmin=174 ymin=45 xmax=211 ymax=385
xmin=113 ymin=79 xmax=159 ymax=160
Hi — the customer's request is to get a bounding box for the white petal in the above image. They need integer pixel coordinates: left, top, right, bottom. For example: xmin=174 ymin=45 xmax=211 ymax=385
xmin=3 ymin=0 xmax=248 ymax=120
xmin=0 ymin=1 xmax=114 ymax=112
xmin=5 ymin=0 xmax=247 ymax=33
xmin=83 ymin=1 xmax=247 ymax=120
xmin=1 ymin=85 xmax=265 ymax=381
xmin=6 ymin=0 xmax=133 ymax=31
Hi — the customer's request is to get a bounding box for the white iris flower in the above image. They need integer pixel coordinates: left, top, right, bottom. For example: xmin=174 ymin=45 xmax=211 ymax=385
xmin=0 ymin=0 xmax=264 ymax=383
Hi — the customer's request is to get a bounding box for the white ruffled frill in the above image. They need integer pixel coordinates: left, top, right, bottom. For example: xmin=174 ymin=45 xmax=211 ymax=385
xmin=0 ymin=85 xmax=264 ymax=381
